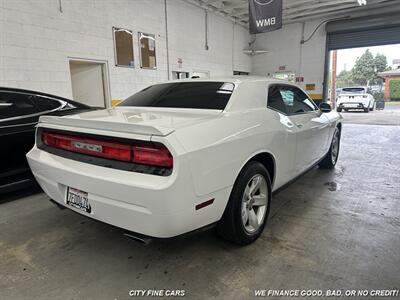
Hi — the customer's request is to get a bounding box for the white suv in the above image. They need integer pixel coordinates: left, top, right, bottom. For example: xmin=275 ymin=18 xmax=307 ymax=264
xmin=336 ymin=87 xmax=375 ymax=113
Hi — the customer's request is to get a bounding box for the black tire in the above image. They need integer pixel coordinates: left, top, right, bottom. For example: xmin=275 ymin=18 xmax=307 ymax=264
xmin=319 ymin=126 xmax=341 ymax=169
xmin=336 ymin=108 xmax=342 ymax=112
xmin=364 ymin=108 xmax=369 ymax=113
xmin=217 ymin=161 xmax=271 ymax=245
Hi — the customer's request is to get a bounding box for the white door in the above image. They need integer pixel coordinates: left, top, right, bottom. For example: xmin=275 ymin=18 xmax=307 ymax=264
xmin=266 ymin=85 xmax=298 ymax=187
xmin=290 ymin=112 xmax=330 ymax=173
xmin=275 ymin=85 xmax=330 ymax=174
xmin=69 ymin=60 xmax=107 ymax=107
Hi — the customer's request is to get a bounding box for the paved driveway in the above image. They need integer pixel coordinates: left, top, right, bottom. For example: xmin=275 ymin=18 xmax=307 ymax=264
xmin=341 ymin=103 xmax=400 ymax=126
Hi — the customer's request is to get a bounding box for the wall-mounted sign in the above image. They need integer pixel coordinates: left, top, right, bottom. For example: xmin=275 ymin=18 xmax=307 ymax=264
xmin=177 ymin=58 xmax=183 ymax=69
xmin=249 ymin=0 xmax=282 ymax=34
xmin=305 ymin=83 xmax=316 ymax=91
xmin=278 ymin=65 xmax=286 ymax=71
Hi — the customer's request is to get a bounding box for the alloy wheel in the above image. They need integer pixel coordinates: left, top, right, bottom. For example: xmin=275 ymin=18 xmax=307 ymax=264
xmin=331 ymin=128 xmax=340 ymax=164
xmin=241 ymin=174 xmax=268 ymax=233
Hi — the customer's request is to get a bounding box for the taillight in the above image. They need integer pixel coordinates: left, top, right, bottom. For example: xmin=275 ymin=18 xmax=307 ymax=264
xmin=133 ymin=146 xmax=173 ymax=168
xmin=42 ymin=132 xmax=131 ymax=162
xmin=41 ymin=131 xmax=173 ymax=168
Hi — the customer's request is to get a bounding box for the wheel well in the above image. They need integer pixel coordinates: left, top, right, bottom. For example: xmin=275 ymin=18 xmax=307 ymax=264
xmin=249 ymin=153 xmax=275 ymax=187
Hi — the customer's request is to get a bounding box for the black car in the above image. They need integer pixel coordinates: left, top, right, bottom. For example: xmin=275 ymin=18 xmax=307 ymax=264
xmin=0 ymin=87 xmax=94 ymax=194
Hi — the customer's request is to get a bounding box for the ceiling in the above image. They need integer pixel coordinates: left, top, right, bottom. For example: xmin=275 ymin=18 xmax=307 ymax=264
xmin=185 ymin=0 xmax=400 ymax=27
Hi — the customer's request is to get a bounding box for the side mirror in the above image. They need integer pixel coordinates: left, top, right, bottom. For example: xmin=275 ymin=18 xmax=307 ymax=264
xmin=320 ymin=102 xmax=331 ymax=113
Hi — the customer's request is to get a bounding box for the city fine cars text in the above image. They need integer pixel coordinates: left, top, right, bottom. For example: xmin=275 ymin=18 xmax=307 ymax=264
xmin=129 ymin=289 xmax=185 ymax=297
xmin=254 ymin=289 xmax=400 ymax=297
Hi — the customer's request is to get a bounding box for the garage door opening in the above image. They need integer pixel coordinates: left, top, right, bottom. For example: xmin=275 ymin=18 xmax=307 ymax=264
xmin=326 ymin=44 xmax=400 ymax=126
xmin=69 ymin=59 xmax=110 ymax=108
xmin=323 ymin=15 xmax=400 ymax=126
xmin=323 ymin=15 xmax=400 ymax=106
xmin=327 ymin=43 xmax=400 ymax=107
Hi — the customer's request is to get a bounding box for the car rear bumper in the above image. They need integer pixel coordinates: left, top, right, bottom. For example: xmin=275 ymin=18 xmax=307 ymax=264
xmin=337 ymin=102 xmax=369 ymax=109
xmin=27 ymin=147 xmax=230 ymax=238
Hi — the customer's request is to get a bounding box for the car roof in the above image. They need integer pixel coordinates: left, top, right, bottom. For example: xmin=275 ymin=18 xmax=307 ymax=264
xmin=0 ymin=86 xmax=90 ymax=108
xmin=164 ymin=76 xmax=288 ymax=85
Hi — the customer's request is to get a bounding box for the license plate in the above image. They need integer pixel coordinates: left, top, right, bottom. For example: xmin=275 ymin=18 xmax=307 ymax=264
xmin=66 ymin=187 xmax=91 ymax=213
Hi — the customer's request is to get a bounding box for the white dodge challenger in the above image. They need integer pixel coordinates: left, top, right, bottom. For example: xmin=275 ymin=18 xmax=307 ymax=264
xmin=27 ymin=77 xmax=342 ymax=244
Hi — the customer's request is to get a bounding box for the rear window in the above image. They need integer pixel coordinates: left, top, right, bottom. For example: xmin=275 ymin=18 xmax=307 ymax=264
xmin=119 ymin=82 xmax=234 ymax=110
xmin=342 ymin=88 xmax=365 ymax=94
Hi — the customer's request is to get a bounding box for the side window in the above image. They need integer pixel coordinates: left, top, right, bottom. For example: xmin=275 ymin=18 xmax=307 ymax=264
xmin=34 ymin=96 xmax=63 ymax=112
xmin=280 ymin=89 xmax=294 ymax=107
xmin=292 ymin=88 xmax=318 ymax=113
xmin=0 ymin=92 xmax=38 ymax=120
xmin=267 ymin=86 xmax=287 ymax=114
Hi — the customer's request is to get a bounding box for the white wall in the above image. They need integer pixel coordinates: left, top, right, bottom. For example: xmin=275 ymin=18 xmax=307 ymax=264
xmin=252 ymin=19 xmax=327 ymax=99
xmin=0 ymin=0 xmax=251 ymax=103
xmin=167 ymin=1 xmax=251 ymax=77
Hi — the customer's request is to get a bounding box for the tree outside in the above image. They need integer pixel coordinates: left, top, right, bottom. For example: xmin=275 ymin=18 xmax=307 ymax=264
xmin=333 ymin=49 xmax=389 ymax=100
xmin=336 ymin=70 xmax=354 ymax=88
xmin=351 ymin=49 xmax=376 ymax=86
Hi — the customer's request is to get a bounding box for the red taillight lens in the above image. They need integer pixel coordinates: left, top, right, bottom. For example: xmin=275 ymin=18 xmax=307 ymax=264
xmin=41 ymin=131 xmax=173 ymax=168
xmin=42 ymin=132 xmax=131 ymax=162
xmin=133 ymin=146 xmax=173 ymax=168
xmin=42 ymin=132 xmax=73 ymax=150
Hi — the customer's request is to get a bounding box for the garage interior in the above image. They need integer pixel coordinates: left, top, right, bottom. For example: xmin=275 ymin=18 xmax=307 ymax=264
xmin=1 ymin=0 xmax=400 ymax=299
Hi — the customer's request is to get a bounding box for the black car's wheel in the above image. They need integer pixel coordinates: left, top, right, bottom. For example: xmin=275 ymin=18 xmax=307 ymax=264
xmin=336 ymin=107 xmax=342 ymax=112
xmin=319 ymin=126 xmax=341 ymax=169
xmin=217 ymin=161 xmax=271 ymax=245
xmin=364 ymin=108 xmax=369 ymax=113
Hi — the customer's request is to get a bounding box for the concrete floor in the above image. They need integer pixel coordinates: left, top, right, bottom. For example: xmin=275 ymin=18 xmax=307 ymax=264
xmin=341 ymin=103 xmax=400 ymax=126
xmin=1 ymin=124 xmax=400 ymax=300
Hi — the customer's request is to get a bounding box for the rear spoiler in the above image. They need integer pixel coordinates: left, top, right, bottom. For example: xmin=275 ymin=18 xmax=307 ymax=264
xmin=38 ymin=115 xmax=175 ymax=137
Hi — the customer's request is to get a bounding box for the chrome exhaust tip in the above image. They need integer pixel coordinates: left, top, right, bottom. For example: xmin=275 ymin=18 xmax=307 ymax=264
xmin=123 ymin=231 xmax=152 ymax=245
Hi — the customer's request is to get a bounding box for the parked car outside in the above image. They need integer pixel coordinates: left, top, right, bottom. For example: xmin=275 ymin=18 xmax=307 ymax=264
xmin=0 ymin=87 xmax=93 ymax=194
xmin=27 ymin=77 xmax=342 ymax=244
xmin=336 ymin=87 xmax=375 ymax=112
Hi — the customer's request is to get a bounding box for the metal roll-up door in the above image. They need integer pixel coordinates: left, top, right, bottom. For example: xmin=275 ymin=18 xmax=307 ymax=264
xmin=327 ymin=25 xmax=400 ymax=50
xmin=326 ymin=13 xmax=400 ymax=50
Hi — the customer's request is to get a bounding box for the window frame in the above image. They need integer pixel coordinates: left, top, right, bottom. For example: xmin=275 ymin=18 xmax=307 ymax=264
xmin=138 ymin=32 xmax=157 ymax=70
xmin=112 ymin=26 xmax=135 ymax=68
xmin=34 ymin=95 xmax=65 ymax=112
xmin=292 ymin=86 xmax=319 ymax=113
xmin=0 ymin=91 xmax=66 ymax=122
xmin=267 ymin=84 xmax=320 ymax=116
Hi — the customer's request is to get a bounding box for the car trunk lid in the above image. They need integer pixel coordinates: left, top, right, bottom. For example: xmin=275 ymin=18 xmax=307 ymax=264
xmin=39 ymin=107 xmax=222 ymax=137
